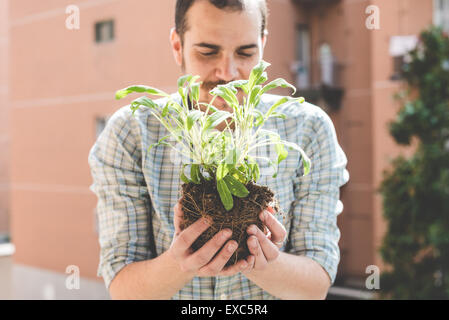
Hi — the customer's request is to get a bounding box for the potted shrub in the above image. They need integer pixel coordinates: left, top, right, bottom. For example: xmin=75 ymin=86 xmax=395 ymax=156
xmin=115 ymin=60 xmax=311 ymax=267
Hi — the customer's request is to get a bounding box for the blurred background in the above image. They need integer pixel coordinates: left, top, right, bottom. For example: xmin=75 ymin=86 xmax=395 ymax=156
xmin=0 ymin=0 xmax=448 ymax=300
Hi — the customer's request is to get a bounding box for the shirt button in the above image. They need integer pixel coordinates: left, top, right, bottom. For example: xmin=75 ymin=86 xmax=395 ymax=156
xmin=220 ymin=293 xmax=228 ymax=300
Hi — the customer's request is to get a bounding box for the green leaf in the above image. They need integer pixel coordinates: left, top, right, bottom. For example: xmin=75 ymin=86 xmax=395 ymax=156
xmin=282 ymin=140 xmax=312 ymax=176
xmin=116 ymin=85 xmax=169 ymax=100
xmin=253 ymin=163 xmax=260 ymax=181
xmin=265 ymin=97 xmax=289 ymax=118
xmin=178 ymin=74 xmax=193 ymax=89
xmin=227 ymin=80 xmax=249 ymax=94
xmin=248 ymin=85 xmax=262 ymax=107
xmin=230 ymin=167 xmax=247 ymax=183
xmin=190 ymin=83 xmax=200 ymax=103
xmin=161 ymin=100 xmax=182 ymax=115
xmin=255 ymin=72 xmax=268 ymax=86
xmin=258 ymin=128 xmax=281 ymax=142
xmin=270 ymin=111 xmax=287 ymax=120
xmin=210 ymin=85 xmax=239 ymax=107
xmin=268 ymin=159 xmax=279 ymax=178
xmin=224 ymin=147 xmax=240 ymax=166
xmin=190 ymin=164 xmax=201 ymax=184
xmin=223 ymin=175 xmax=249 ymax=198
xmin=216 ymin=163 xmax=229 ymax=180
xmin=147 ymin=135 xmax=171 ymax=153
xmin=204 ymin=110 xmax=232 ymax=130
xmin=161 ymin=103 xmax=169 ymax=117
xmin=130 ymin=96 xmax=159 ymax=109
xmin=252 ymin=109 xmax=265 ymax=127
xmin=177 ymin=75 xmax=196 ymax=107
xmin=275 ymin=143 xmax=289 ymax=164
xmin=248 ymin=60 xmax=271 ymax=90
xmin=180 ymin=164 xmax=190 ymax=183
xmin=217 ymin=179 xmax=233 ymax=211
xmin=187 ymin=110 xmax=203 ymax=131
xmin=260 ymin=78 xmax=297 ymax=96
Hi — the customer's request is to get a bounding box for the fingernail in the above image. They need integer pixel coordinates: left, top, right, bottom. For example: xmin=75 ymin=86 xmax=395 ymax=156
xmin=250 ymin=225 xmax=258 ymax=234
xmin=250 ymin=237 xmax=258 ymax=248
xmin=222 ymin=229 xmax=232 ymax=239
xmin=240 ymin=261 xmax=248 ymax=269
xmin=228 ymin=242 xmax=237 ymax=252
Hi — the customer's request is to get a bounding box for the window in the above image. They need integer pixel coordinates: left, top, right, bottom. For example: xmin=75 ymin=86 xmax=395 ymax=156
xmin=291 ymin=25 xmax=310 ymax=89
xmin=95 ymin=20 xmax=114 ymax=43
xmin=434 ymin=0 xmax=449 ymax=32
xmin=389 ymin=35 xmax=418 ymax=80
xmin=391 ymin=55 xmax=406 ymax=80
xmin=319 ymin=43 xmax=334 ymax=86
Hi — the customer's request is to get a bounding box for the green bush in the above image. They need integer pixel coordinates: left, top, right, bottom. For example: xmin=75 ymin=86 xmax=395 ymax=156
xmin=379 ymin=26 xmax=449 ymax=299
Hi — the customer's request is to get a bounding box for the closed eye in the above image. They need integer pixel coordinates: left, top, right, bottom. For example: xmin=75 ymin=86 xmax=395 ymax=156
xmin=200 ymin=51 xmax=217 ymax=56
xmin=238 ymin=52 xmax=254 ymax=57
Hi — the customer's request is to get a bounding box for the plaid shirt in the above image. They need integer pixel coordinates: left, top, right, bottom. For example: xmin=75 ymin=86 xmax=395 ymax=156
xmin=88 ymin=92 xmax=349 ymax=300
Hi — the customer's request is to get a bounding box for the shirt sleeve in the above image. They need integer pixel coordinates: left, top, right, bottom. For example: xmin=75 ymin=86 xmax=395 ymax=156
xmin=287 ymin=109 xmax=350 ymax=285
xmin=88 ymin=107 xmax=152 ymax=290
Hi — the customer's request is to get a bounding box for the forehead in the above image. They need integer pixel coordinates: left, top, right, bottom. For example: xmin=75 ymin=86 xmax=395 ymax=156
xmin=185 ymin=0 xmax=262 ymax=44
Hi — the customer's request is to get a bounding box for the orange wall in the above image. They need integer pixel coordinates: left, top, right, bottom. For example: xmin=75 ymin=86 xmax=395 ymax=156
xmin=370 ymin=0 xmax=433 ymax=269
xmin=0 ymin=0 xmax=9 ymax=235
xmin=7 ymin=0 xmax=436 ymax=283
xmin=293 ymin=0 xmax=433 ymax=279
xmin=8 ymin=0 xmax=298 ymax=280
xmin=308 ymin=0 xmax=375 ymax=277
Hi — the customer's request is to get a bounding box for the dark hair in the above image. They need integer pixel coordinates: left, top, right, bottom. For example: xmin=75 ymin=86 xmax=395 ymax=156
xmin=175 ymin=0 xmax=268 ymax=44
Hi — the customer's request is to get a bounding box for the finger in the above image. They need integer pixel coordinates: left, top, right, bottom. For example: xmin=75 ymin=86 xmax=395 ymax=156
xmin=247 ymin=225 xmax=279 ymax=261
xmin=241 ymin=255 xmax=255 ymax=274
xmin=173 ymin=201 xmax=184 ymax=235
xmin=259 ymin=209 xmax=287 ymax=244
xmin=173 ymin=216 xmax=211 ymax=256
xmin=217 ymin=254 xmax=249 ymax=277
xmin=187 ymin=229 xmax=233 ymax=271
xmin=247 ymin=235 xmax=267 ymax=270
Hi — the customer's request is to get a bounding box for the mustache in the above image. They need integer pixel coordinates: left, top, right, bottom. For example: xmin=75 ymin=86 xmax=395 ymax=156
xmin=202 ymin=80 xmax=228 ymax=91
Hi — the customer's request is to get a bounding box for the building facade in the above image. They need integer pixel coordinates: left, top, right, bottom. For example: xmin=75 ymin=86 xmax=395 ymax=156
xmin=0 ymin=0 xmax=9 ymax=241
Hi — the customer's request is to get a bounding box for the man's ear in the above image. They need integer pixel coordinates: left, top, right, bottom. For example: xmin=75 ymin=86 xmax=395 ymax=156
xmin=170 ymin=27 xmax=183 ymax=67
xmin=262 ymin=31 xmax=268 ymax=49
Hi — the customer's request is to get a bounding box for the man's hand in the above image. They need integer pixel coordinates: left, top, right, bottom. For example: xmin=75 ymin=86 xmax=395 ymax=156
xmin=168 ymin=201 xmax=254 ymax=277
xmin=243 ymin=206 xmax=287 ymax=273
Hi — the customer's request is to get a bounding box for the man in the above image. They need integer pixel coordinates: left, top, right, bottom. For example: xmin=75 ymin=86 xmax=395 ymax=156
xmin=88 ymin=0 xmax=349 ymax=300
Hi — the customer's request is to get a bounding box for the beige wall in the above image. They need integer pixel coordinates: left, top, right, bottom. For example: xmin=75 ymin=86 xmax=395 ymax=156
xmin=0 ymin=0 xmax=10 ymax=235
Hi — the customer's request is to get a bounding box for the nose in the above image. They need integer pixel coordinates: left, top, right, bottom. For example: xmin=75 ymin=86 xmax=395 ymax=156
xmin=215 ymin=55 xmax=239 ymax=82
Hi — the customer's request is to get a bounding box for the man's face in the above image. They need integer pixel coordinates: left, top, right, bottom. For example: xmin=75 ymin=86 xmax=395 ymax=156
xmin=170 ymin=0 xmax=267 ymax=114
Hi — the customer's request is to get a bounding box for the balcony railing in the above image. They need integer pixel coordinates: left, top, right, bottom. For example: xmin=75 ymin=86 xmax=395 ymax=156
xmin=291 ymin=59 xmax=345 ymax=112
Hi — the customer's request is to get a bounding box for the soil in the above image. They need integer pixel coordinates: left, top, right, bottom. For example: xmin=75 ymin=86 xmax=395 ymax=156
xmin=179 ymin=177 xmax=280 ymax=267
